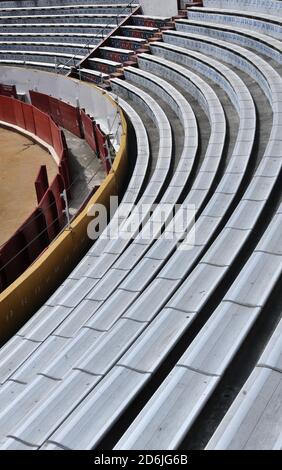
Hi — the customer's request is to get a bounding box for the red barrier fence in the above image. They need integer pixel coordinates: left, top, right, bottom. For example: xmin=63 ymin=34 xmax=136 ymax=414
xmin=81 ymin=109 xmax=97 ymax=153
xmin=30 ymin=90 xmax=83 ymax=138
xmin=35 ymin=165 xmax=49 ymax=204
xmin=59 ymin=100 xmax=83 ymax=138
xmin=13 ymin=99 xmax=26 ymax=129
xmin=29 ymin=89 xmax=50 ymax=115
xmin=0 ymin=94 xmax=71 ymax=292
xmin=79 ymin=109 xmax=112 ymax=174
xmin=30 ymin=90 xmax=111 ymax=174
xmin=22 ymin=103 xmax=36 ymax=134
xmin=0 ymin=95 xmax=17 ymax=124
xmin=0 ymin=83 xmax=17 ymax=98
xmin=95 ymin=123 xmax=111 ymax=173
xmin=34 ymin=107 xmax=53 ymax=146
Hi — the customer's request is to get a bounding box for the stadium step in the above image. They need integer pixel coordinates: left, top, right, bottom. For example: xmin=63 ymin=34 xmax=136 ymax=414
xmin=77 ymin=12 xmax=171 ymax=87
xmin=120 ymin=25 xmax=158 ymax=40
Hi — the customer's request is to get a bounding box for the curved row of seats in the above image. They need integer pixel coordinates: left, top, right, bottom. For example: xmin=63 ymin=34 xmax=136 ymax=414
xmin=207 ymin=246 xmax=282 ymax=449
xmin=0 ymin=0 xmax=139 ymax=70
xmin=0 ymin=15 xmax=127 ymax=25
xmin=25 ymin=39 xmax=260 ymax=450
xmin=0 ymin=19 xmax=251 ymax=448
xmin=187 ymin=5 xmax=282 ymax=39
xmin=203 ymin=0 xmax=282 ymax=17
xmin=0 ymin=23 xmax=116 ymax=33
xmin=0 ymin=50 xmax=82 ymax=65
xmin=0 ymin=1 xmax=172 ymax=80
xmin=110 ymin=17 xmax=281 ymax=450
xmin=0 ymin=0 xmax=131 ymax=6
xmin=65 ymin=54 xmax=224 ymax=285
xmin=115 ymin=200 xmax=282 ymax=450
xmin=71 ymin=51 xmax=247 ymax=332
xmin=176 ymin=19 xmax=282 ymax=64
xmin=19 ymin=65 xmax=196 ymax=315
xmin=0 ymin=0 xmax=281 ymax=450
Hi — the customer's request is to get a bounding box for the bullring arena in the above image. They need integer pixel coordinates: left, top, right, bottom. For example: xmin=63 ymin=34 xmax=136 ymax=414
xmin=0 ymin=0 xmax=281 ymax=452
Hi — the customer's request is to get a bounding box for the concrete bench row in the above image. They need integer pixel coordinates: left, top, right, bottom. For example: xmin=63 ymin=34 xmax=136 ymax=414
xmin=0 ymin=13 xmax=127 ymax=24
xmin=0 ymin=49 xmax=83 ymax=65
xmin=0 ymin=32 xmax=102 ymax=45
xmin=0 ymin=23 xmax=116 ymax=34
xmin=176 ymin=18 xmax=282 ymax=64
xmin=87 ymin=57 xmax=122 ymax=75
xmin=207 ymin=264 xmax=282 ymax=449
xmin=0 ymin=41 xmax=97 ymax=55
xmin=110 ymin=32 xmax=282 ymax=450
xmin=188 ymin=6 xmax=282 ymax=40
xmin=36 ymin=77 xmax=174 ymax=307
xmin=0 ymin=58 xmax=70 ymax=71
xmin=21 ymin=51 xmax=224 ymax=352
xmin=115 ymin=201 xmax=282 ymax=450
xmin=0 ymin=41 xmax=254 ymax=448
xmin=100 ymin=46 xmax=136 ymax=63
xmin=0 ymin=0 xmax=133 ymax=7
xmin=0 ymin=4 xmax=138 ymax=17
xmin=203 ymin=0 xmax=282 ymax=18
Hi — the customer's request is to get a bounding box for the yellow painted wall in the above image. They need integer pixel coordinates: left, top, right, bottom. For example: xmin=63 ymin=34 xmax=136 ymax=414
xmin=0 ymin=100 xmax=128 ymax=343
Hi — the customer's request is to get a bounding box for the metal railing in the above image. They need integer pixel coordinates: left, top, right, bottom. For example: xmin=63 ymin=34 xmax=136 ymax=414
xmin=54 ymin=0 xmax=140 ymax=75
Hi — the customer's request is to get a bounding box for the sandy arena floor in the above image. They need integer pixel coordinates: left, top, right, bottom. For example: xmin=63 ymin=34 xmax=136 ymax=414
xmin=0 ymin=126 xmax=58 ymax=246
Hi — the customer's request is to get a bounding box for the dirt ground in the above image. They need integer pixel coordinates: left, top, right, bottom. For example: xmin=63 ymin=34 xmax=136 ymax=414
xmin=0 ymin=126 xmax=58 ymax=246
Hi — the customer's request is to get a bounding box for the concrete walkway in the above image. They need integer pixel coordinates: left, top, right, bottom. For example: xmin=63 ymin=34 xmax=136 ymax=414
xmin=63 ymin=129 xmax=106 ymax=215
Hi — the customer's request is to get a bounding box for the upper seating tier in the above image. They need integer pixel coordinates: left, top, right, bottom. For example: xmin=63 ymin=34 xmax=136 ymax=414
xmin=203 ymin=0 xmax=282 ymax=18
xmin=188 ymin=6 xmax=282 ymax=40
xmin=0 ymin=0 xmax=140 ymax=69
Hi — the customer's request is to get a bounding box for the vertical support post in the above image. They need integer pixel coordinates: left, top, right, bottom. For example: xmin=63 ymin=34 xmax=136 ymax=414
xmin=104 ymin=137 xmax=113 ymax=171
xmin=61 ymin=189 xmax=71 ymax=229
xmin=114 ymin=95 xmax=123 ymax=146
